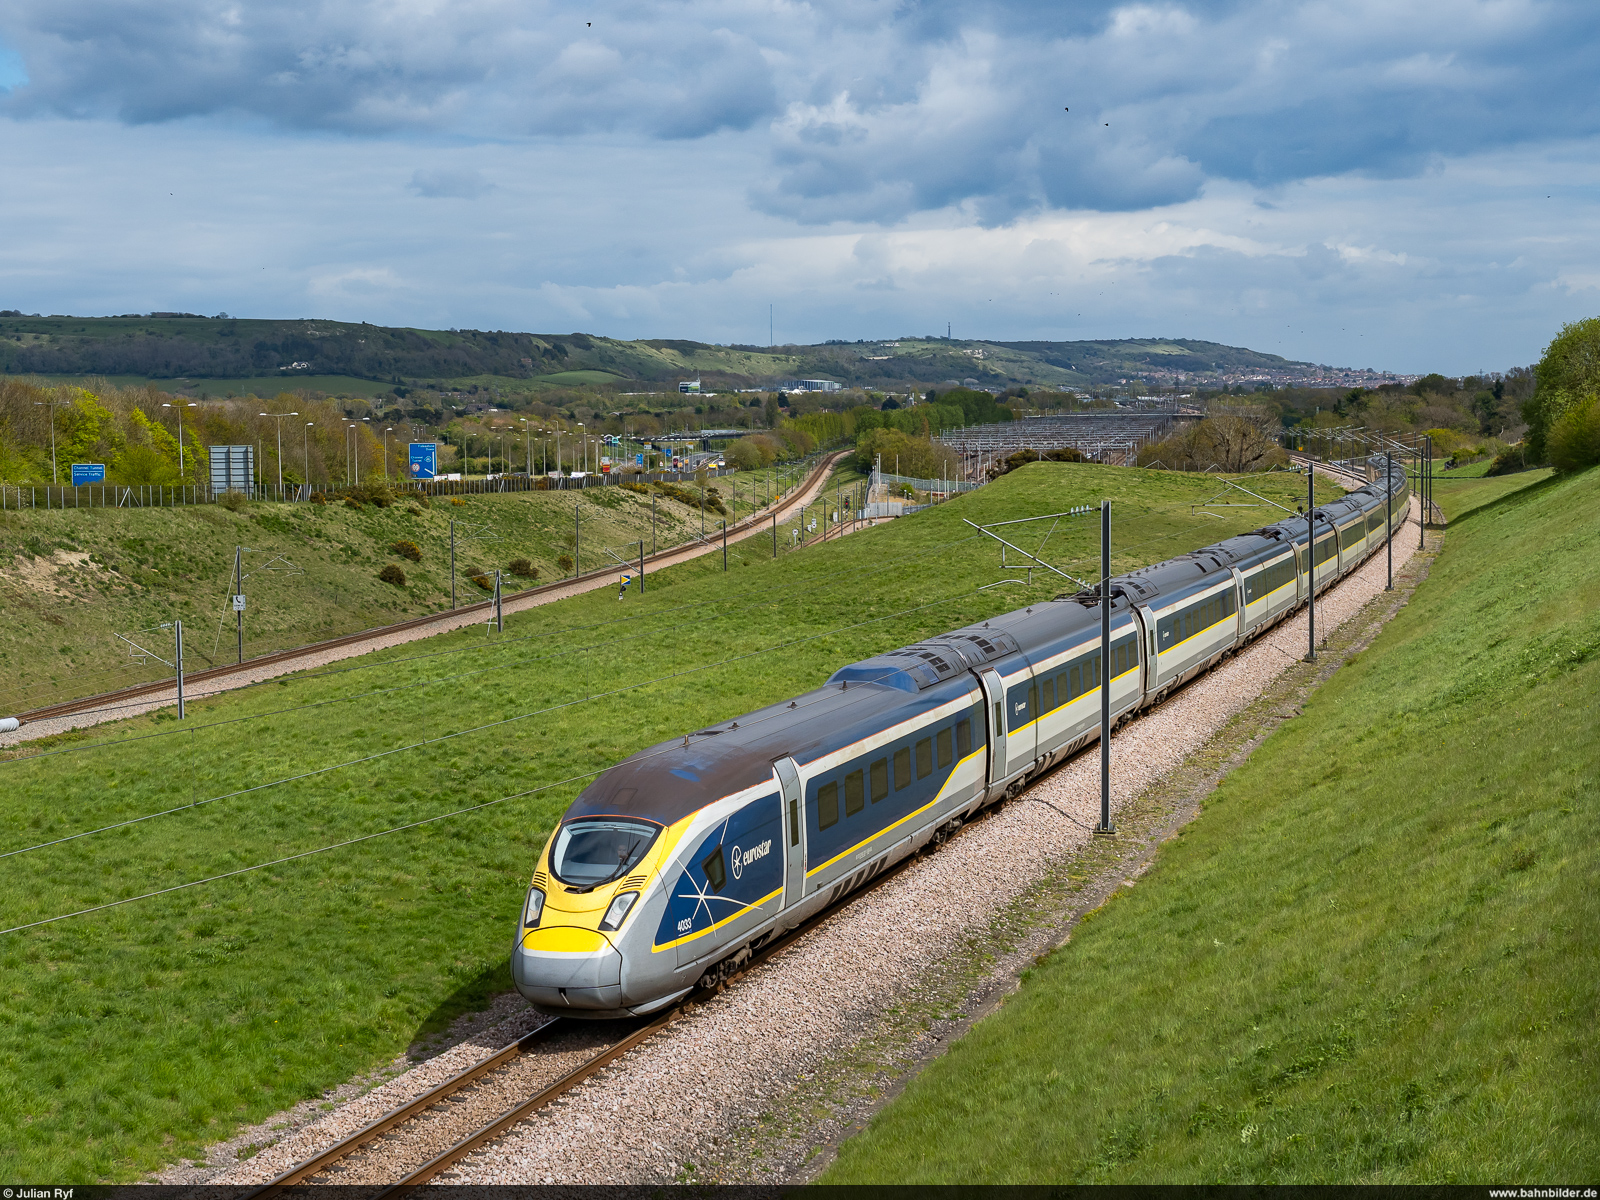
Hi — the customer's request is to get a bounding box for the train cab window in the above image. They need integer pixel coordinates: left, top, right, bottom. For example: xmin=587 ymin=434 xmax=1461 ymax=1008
xmin=916 ymin=737 xmax=933 ymax=779
xmin=702 ymin=845 xmax=726 ymax=893
xmin=894 ymin=747 xmax=911 ymax=791
xmin=844 ymin=769 xmax=864 ymax=817
xmin=818 ymin=782 xmax=839 ymax=830
xmin=1042 ymin=676 xmax=1056 ymax=710
xmin=937 ymin=728 xmax=953 ymax=768
xmin=870 ymin=758 xmax=888 ymax=803
xmin=956 ymin=719 xmax=972 ymax=757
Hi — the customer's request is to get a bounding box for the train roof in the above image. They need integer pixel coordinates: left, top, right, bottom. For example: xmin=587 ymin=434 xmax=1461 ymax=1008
xmin=563 ymin=673 xmax=977 ymax=828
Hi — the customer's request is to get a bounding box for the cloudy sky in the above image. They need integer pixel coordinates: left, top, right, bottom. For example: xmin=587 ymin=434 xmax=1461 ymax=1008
xmin=2 ymin=0 xmax=1597 ymax=373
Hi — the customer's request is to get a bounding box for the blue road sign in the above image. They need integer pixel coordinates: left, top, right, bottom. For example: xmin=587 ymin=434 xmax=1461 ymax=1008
xmin=636 ymin=453 xmax=644 ymax=466
xmin=71 ymin=463 xmax=106 ymax=486
xmin=409 ymin=443 xmax=439 ymax=479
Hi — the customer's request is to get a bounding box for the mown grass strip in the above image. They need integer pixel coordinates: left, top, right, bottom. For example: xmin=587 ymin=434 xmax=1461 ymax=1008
xmin=822 ymin=466 xmax=1600 ymax=1183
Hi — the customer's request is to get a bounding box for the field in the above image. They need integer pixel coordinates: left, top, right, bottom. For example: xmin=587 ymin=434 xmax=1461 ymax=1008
xmin=0 ymin=465 xmax=817 ymax=714
xmin=0 ymin=463 xmax=1338 ymax=1179
xmin=29 ymin=374 xmax=398 ymax=400
xmin=823 ymin=466 xmax=1599 ymax=1183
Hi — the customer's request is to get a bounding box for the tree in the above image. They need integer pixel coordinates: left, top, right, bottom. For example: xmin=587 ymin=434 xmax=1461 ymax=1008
xmin=1525 ymin=316 xmax=1600 ymax=463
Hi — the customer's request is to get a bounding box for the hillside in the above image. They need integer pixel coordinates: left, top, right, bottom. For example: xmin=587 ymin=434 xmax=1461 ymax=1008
xmin=0 ymin=463 xmax=1332 ymax=1179
xmin=0 ymin=312 xmax=1352 ymax=393
xmin=824 ymin=466 xmax=1598 ymax=1183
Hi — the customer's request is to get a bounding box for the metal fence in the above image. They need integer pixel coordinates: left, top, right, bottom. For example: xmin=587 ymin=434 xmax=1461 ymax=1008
xmin=0 ymin=462 xmax=805 ymax=511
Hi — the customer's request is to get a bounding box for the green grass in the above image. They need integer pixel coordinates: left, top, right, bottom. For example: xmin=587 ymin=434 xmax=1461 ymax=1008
xmin=1431 ymin=467 xmax=1554 ymax=522
xmin=527 ymin=369 xmax=627 ymax=387
xmin=0 ymin=465 xmax=818 ymax=712
xmin=823 ymin=466 xmax=1600 ymax=1184
xmin=0 ymin=463 xmax=1335 ymax=1179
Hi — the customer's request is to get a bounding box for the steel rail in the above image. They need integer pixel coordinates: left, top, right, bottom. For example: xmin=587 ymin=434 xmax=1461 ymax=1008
xmin=250 ymin=806 xmax=939 ymax=1192
xmin=12 ymin=452 xmax=846 ymax=728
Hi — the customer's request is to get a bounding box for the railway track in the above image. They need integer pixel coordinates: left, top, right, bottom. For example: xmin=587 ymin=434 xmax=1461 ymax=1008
xmin=11 ymin=452 xmax=849 ymax=729
xmin=244 ymin=816 xmax=942 ymax=1193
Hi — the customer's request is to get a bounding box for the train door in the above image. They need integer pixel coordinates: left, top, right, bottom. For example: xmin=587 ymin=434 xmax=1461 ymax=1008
xmin=977 ymin=668 xmax=1006 ymax=788
xmin=1135 ymin=606 xmax=1158 ymax=697
xmin=772 ymin=757 xmax=807 ymax=909
xmin=1229 ymin=568 xmax=1247 ymax=644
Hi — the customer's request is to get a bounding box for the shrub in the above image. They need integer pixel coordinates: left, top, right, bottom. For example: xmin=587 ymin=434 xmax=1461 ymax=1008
xmin=219 ymin=489 xmax=248 ymax=512
xmin=470 ymin=573 xmax=494 ymax=590
xmin=1547 ymin=394 xmax=1600 ymax=472
xmin=556 ymin=553 xmax=574 ymax=574
xmin=310 ymin=491 xmax=327 ymax=505
xmin=406 ymin=505 xmax=423 ymax=516
xmin=378 ymin=563 xmax=406 ymax=586
xmin=344 ymin=496 xmax=363 ymax=510
xmin=1486 ymin=444 xmax=1527 ymax=476
xmin=352 ymin=480 xmax=395 ymax=507
xmin=390 ymin=539 xmax=422 ymax=562
xmin=450 ymin=496 xmax=466 ymax=506
xmin=621 ymin=481 xmax=650 ymax=495
xmin=508 ymin=557 xmax=538 ymax=578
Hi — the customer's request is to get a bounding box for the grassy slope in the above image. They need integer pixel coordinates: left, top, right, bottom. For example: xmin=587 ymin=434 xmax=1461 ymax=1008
xmin=824 ymin=468 xmax=1600 ymax=1184
xmin=0 ymin=464 xmax=1332 ymax=1179
xmin=0 ymin=467 xmax=805 ymax=713
xmin=1432 ymin=468 xmax=1554 ymax=522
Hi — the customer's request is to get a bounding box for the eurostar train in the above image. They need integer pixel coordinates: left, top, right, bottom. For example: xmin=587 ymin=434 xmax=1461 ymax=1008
xmin=513 ymin=460 xmax=1409 ymax=1017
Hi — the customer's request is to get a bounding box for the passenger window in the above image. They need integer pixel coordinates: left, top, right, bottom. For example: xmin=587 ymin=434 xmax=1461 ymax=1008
xmin=916 ymin=738 xmax=933 ymax=779
xmin=1070 ymin=666 xmax=1080 ymax=697
xmin=1027 ymin=685 xmax=1038 ymax=718
xmin=937 ymin=728 xmax=952 ymax=767
xmin=1058 ymin=670 xmax=1070 ymax=702
xmin=818 ymin=782 xmax=839 ymax=830
xmin=702 ymin=845 xmax=727 ymax=893
xmin=845 ymin=769 xmax=864 ymax=816
xmin=1042 ymin=676 xmax=1055 ymax=709
xmin=894 ymin=747 xmax=911 ymax=790
xmin=1129 ymin=638 xmax=1139 ymax=664
xmin=956 ymin=719 xmax=971 ymax=757
xmin=870 ymin=758 xmax=888 ymax=803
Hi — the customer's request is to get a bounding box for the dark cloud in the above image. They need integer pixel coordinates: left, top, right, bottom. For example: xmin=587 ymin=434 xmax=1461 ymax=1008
xmin=0 ymin=0 xmax=1596 ymax=224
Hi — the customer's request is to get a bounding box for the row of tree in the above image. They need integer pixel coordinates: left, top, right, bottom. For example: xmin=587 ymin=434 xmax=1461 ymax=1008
xmin=0 ymin=379 xmax=404 ymax=487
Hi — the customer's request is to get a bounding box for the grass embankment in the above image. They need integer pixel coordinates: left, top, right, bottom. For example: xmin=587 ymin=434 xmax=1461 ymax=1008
xmin=0 ymin=463 xmax=1336 ymax=1179
xmin=824 ymin=468 xmax=1600 ymax=1183
xmin=0 ymin=465 xmax=809 ymax=713
xmin=1431 ymin=468 xmax=1554 ymax=523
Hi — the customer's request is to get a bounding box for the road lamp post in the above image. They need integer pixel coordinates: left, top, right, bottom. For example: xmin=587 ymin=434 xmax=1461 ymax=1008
xmin=303 ymin=423 xmax=314 ymax=496
xmin=259 ymin=410 xmax=299 ymax=493
xmin=383 ymin=427 xmax=395 ymax=480
xmin=160 ymin=401 xmax=199 ymax=482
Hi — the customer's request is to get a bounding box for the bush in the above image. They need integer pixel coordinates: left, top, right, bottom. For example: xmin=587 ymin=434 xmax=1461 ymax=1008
xmin=390 ymin=539 xmax=422 ymax=562
xmin=310 ymin=491 xmax=327 ymax=505
xmin=219 ymin=490 xmax=248 ymax=512
xmin=344 ymin=496 xmax=364 ymax=510
xmin=470 ymin=573 xmax=494 ymax=590
xmin=1486 ymin=444 xmax=1527 ymax=476
xmin=450 ymin=496 xmax=465 ymax=506
xmin=556 ymin=553 xmax=574 ymax=574
xmin=406 ymin=505 xmax=423 ymax=516
xmin=1547 ymin=394 xmax=1600 ymax=472
xmin=508 ymin=557 xmax=538 ymax=579
xmin=988 ymin=446 xmax=1088 ymax=479
xmin=352 ymin=480 xmax=395 ymax=507
xmin=378 ymin=563 xmax=406 ymax=586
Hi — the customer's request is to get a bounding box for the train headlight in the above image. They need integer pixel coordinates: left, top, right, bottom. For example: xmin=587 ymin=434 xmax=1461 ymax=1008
xmin=522 ymin=887 xmax=545 ymax=930
xmin=599 ymin=891 xmax=639 ymax=932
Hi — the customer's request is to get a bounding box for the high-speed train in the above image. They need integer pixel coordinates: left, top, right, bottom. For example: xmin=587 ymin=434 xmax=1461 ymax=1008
xmin=512 ymin=459 xmax=1409 ymax=1017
